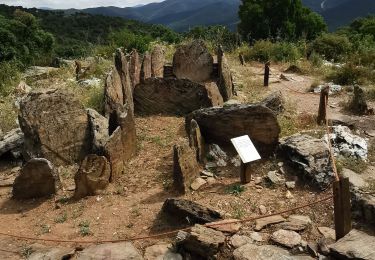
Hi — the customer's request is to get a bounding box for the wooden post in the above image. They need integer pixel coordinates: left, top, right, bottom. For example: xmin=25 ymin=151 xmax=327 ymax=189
xmin=240 ymin=162 xmax=252 ymax=184
xmin=333 ymin=177 xmax=352 ymax=241
xmin=317 ymin=85 xmax=329 ymax=125
xmin=264 ymin=61 xmax=270 ymax=87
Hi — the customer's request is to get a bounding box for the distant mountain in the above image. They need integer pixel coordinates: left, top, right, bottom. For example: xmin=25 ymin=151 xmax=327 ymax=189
xmin=71 ymin=0 xmax=374 ymax=32
xmin=322 ymin=0 xmax=375 ymax=31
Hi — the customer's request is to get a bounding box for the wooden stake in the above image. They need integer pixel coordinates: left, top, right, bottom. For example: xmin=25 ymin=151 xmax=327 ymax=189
xmin=240 ymin=162 xmax=252 ymax=184
xmin=264 ymin=61 xmax=270 ymax=87
xmin=317 ymin=86 xmax=329 ymax=125
xmin=333 ymin=177 xmax=352 ymax=241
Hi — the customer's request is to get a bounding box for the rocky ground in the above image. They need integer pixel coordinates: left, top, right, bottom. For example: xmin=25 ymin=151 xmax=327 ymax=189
xmin=0 ymin=42 xmax=374 ymax=259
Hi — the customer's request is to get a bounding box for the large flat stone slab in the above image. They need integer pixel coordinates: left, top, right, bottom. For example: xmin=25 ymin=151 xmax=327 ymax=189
xmin=329 ymin=229 xmax=375 ymax=259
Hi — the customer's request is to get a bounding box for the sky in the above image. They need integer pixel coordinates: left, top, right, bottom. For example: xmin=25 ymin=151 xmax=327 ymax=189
xmin=0 ymin=0 xmax=164 ymax=9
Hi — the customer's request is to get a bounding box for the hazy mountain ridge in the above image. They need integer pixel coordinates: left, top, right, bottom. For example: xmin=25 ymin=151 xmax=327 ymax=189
xmin=70 ymin=0 xmax=374 ymax=32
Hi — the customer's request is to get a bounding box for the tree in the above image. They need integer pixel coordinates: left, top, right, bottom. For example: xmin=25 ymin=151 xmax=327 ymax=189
xmin=238 ymin=0 xmax=327 ymax=41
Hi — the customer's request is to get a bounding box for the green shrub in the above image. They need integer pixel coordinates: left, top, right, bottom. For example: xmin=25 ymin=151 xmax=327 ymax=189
xmin=244 ymin=40 xmax=302 ymax=63
xmin=310 ymin=33 xmax=352 ymax=62
xmin=327 ymin=63 xmax=372 ymax=85
xmin=0 ymin=61 xmax=20 ymax=96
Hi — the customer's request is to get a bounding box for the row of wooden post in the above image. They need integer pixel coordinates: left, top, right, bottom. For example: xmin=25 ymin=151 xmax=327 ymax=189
xmin=243 ymin=65 xmax=351 ymax=240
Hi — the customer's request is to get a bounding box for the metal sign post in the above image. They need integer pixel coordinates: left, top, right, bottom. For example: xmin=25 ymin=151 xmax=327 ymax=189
xmin=231 ymin=135 xmax=261 ymax=184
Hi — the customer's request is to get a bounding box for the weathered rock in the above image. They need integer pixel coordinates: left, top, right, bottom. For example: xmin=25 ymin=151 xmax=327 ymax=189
xmin=24 ymin=66 xmax=58 ymax=81
xmin=190 ymin=177 xmax=207 ymax=191
xmin=162 ymin=198 xmax=222 ymax=225
xmin=230 ymin=235 xmax=253 ymax=248
xmin=0 ymin=128 xmax=24 ymax=158
xmin=329 ymin=229 xmax=375 ymax=260
xmin=280 ymin=215 xmax=312 ymax=231
xmin=189 ymin=119 xmax=205 ymax=163
xmin=74 ymin=154 xmax=111 ymax=199
xmin=87 ymin=109 xmax=109 ymax=154
xmin=177 ymin=224 xmax=225 ymax=258
xmin=271 ymin=229 xmax=302 ymax=248
xmin=341 ymin=168 xmax=366 ymax=189
xmin=234 ymin=244 xmax=314 ymax=260
xmin=13 ymin=158 xmax=55 ymax=199
xmin=318 ymin=227 xmax=336 ymax=241
xmin=218 ymin=50 xmax=233 ymax=101
xmin=204 ymin=81 xmax=224 ymax=107
xmin=0 ymin=167 xmax=19 ymax=187
xmin=19 ymin=89 xmax=91 ymax=165
xmin=76 ymin=242 xmax=143 ymax=260
xmin=186 ymin=104 xmax=280 ymax=157
xmin=151 ymin=45 xmax=165 ymax=78
xmin=349 ymin=85 xmax=371 ymax=115
xmin=267 ymin=171 xmax=285 ymax=185
xmin=324 ymin=125 xmax=368 ymax=160
xmin=286 ymin=181 xmax=296 ymax=189
xmin=105 ymin=49 xmax=134 ymax=117
xmin=104 ymin=105 xmax=136 ymax=181
xmin=173 ymin=141 xmax=200 ymax=193
xmin=57 ymin=164 xmax=78 ymax=192
xmin=352 ymin=193 xmax=375 ymax=226
xmin=144 ymin=243 xmax=182 ymax=260
xmin=28 ymin=245 xmax=75 ymax=260
xmin=141 ymin=51 xmax=152 ymax=82
xmin=259 ymin=205 xmax=267 ymax=215
xmin=279 ymin=134 xmax=334 ymax=190
xmin=208 ymin=219 xmax=241 ymax=234
xmin=254 ymin=215 xmax=286 ymax=231
xmin=14 ymin=81 xmax=31 ymax=95
xmin=208 ymin=144 xmax=228 ymax=167
xmin=129 ymin=49 xmax=141 ymax=89
xmin=173 ymin=40 xmax=213 ymax=83
xmin=134 ymin=78 xmax=222 ymax=116
xmin=261 ymin=91 xmax=285 ymax=115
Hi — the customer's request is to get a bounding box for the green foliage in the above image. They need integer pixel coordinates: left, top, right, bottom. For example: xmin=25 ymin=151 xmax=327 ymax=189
xmin=54 ymin=212 xmax=67 ymax=223
xmin=0 ymin=61 xmax=20 ymax=96
xmin=109 ymin=29 xmax=153 ymax=53
xmin=226 ymin=184 xmax=246 ymax=196
xmin=79 ymin=220 xmax=91 ymax=236
xmin=310 ymin=33 xmax=352 ymax=62
xmin=238 ymin=0 xmax=327 ymax=41
xmin=327 ymin=63 xmax=374 ymax=85
xmin=185 ymin=25 xmax=238 ymax=51
xmin=243 ymin=40 xmax=302 ymax=62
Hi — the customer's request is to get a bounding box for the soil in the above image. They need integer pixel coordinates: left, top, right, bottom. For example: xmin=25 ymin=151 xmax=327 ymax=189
xmin=0 ymin=59 xmax=374 ymax=259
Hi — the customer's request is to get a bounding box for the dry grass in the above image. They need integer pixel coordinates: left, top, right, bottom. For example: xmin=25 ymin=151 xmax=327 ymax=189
xmin=0 ymin=97 xmax=18 ymax=134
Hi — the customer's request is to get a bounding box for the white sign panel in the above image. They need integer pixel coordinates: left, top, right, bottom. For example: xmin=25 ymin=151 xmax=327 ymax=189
xmin=231 ymin=135 xmax=261 ymax=164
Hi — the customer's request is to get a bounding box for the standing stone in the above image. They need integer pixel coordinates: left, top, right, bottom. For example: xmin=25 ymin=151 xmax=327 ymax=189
xmin=349 ymin=85 xmax=371 ymax=115
xmin=261 ymin=91 xmax=285 ymax=115
xmin=104 ymin=49 xmax=134 ymax=117
xmin=114 ymin=48 xmax=134 ymax=115
xmin=19 ymin=89 xmax=91 ymax=165
xmin=151 ymin=45 xmax=165 ymax=78
xmin=141 ymin=51 xmax=152 ymax=82
xmin=186 ymin=104 xmax=280 ymax=158
xmin=13 ymin=158 xmax=55 ymax=199
xmin=134 ymin=78 xmax=222 ymax=116
xmin=204 ymin=82 xmax=224 ymax=106
xmin=74 ymin=154 xmax=111 ymax=199
xmin=217 ymin=48 xmax=233 ymax=101
xmin=87 ymin=109 xmax=109 ymax=155
xmin=189 ymin=119 xmax=205 ymax=163
xmin=104 ymin=105 xmax=136 ymax=181
xmin=173 ymin=40 xmax=214 ymax=83
xmin=129 ymin=49 xmax=141 ymax=89
xmin=173 ymin=140 xmax=200 ymax=193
